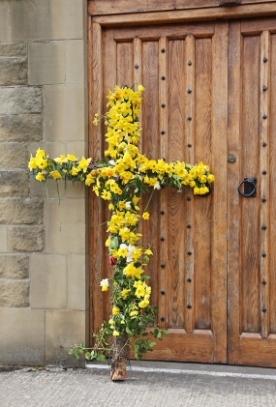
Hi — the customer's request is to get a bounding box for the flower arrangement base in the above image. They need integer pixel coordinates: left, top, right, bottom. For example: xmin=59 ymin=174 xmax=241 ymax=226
xmin=110 ymin=334 xmax=129 ymax=381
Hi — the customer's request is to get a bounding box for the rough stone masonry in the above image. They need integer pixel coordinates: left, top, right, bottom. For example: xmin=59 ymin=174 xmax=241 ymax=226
xmin=0 ymin=0 xmax=88 ymax=367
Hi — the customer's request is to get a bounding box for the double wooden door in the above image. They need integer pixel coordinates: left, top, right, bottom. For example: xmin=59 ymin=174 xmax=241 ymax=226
xmin=89 ymin=17 xmax=276 ymax=367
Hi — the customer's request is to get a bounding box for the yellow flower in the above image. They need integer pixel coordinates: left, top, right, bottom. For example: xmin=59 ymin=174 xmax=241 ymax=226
xmin=144 ymin=248 xmax=153 ymax=256
xmin=37 ymin=158 xmax=48 ymax=170
xmin=50 ymin=170 xmax=62 ymax=180
xmin=138 ymin=299 xmax=149 ymax=309
xmin=101 ymin=190 xmax=111 ymax=200
xmin=108 ymin=319 xmax=115 ymax=325
xmin=85 ymin=174 xmax=94 ymax=186
xmin=117 ymin=247 xmax=128 ymax=258
xmin=78 ymin=156 xmax=92 ymax=172
xmin=93 ymin=186 xmax=99 ymax=196
xmin=70 ymin=167 xmax=80 ymax=176
xmin=108 ymin=203 xmax=115 ymax=211
xmin=208 ymin=174 xmax=215 ymax=182
xmin=28 ymin=155 xmax=37 ymax=170
xmin=135 ymin=285 xmax=145 ymax=298
xmin=138 ymin=84 xmax=145 ymax=92
xmin=112 ymin=306 xmax=120 ymax=316
xmin=130 ymin=310 xmax=138 ymax=317
xmin=142 ymin=212 xmax=150 ymax=220
xmin=67 ymin=154 xmax=78 ymax=161
xmin=113 ymin=330 xmax=120 ymax=337
xmin=121 ymin=289 xmax=131 ymax=298
xmin=35 ymin=172 xmax=45 ymax=182
xmin=35 ymin=148 xmax=45 ymax=159
xmin=100 ymin=278 xmax=109 ymax=292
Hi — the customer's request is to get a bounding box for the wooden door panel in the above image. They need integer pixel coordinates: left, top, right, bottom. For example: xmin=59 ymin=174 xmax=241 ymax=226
xmin=270 ymin=33 xmax=276 ymax=335
xmin=88 ymin=21 xmax=228 ymax=363
xmin=228 ymin=19 xmax=276 ymax=367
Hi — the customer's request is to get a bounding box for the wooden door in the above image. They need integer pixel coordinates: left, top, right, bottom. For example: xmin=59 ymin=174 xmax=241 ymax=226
xmin=228 ymin=18 xmax=276 ymax=367
xmin=89 ymin=21 xmax=228 ymax=364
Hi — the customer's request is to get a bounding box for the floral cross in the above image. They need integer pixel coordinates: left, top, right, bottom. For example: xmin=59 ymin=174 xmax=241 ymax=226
xmin=29 ymin=84 xmax=215 ymax=364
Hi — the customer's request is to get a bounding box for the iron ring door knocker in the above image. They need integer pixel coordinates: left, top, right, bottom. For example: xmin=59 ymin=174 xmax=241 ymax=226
xmin=237 ymin=177 xmax=257 ymax=197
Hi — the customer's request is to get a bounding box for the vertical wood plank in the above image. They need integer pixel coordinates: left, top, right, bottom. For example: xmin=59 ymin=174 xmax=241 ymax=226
xmin=133 ymin=38 xmax=143 ymax=143
xmin=241 ymin=35 xmax=260 ymax=334
xmin=167 ymin=38 xmax=186 ymax=329
xmin=227 ymin=20 xmax=241 ymax=365
xmin=89 ymin=21 xmax=105 ymax=337
xmin=116 ymin=41 xmax=134 ymax=87
xmin=260 ymin=30 xmax=270 ymax=338
xmin=102 ymin=29 xmax=118 ymax=322
xmin=212 ymin=21 xmax=228 ymax=363
xmin=184 ymin=34 xmax=195 ymax=334
xmin=141 ymin=40 xmax=160 ymax=319
xmin=194 ymin=37 xmax=212 ymax=330
xmin=269 ymin=33 xmax=276 ymax=334
xmin=159 ymin=36 xmax=168 ymax=329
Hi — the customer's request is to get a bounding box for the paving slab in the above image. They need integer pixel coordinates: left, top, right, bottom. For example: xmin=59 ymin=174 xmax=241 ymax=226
xmin=1 ymin=366 xmax=276 ymax=407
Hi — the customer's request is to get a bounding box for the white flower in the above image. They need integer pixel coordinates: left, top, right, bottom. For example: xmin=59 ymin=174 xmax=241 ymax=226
xmin=154 ymin=182 xmax=161 ymax=190
xmin=125 ymin=201 xmax=132 ymax=210
xmin=108 ymin=160 xmax=115 ymax=166
xmin=126 ymin=244 xmax=136 ymax=263
xmin=100 ymin=278 xmax=109 ymax=288
xmin=120 ymin=243 xmax=128 ymax=250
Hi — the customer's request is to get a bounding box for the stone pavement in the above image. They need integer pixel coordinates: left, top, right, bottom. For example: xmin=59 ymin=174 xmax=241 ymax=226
xmin=1 ymin=364 xmax=276 ymax=407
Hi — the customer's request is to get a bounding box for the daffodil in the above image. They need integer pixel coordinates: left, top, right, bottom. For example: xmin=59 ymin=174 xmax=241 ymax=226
xmin=100 ymin=278 xmax=109 ymax=292
xmin=50 ymin=170 xmax=62 ymax=180
xmin=112 ymin=306 xmax=120 ymax=316
xmin=35 ymin=172 xmax=45 ymax=182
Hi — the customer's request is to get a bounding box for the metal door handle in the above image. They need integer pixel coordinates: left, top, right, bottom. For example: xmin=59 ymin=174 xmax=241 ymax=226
xmin=237 ymin=177 xmax=257 ymax=197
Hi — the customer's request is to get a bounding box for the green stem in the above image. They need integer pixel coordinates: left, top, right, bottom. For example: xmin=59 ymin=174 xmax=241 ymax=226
xmin=56 ymin=180 xmax=60 ymax=205
xmin=144 ymin=188 xmax=154 ymax=213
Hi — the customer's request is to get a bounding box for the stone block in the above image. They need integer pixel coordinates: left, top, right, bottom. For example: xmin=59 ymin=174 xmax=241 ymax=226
xmin=0 ymin=226 xmax=8 ymax=252
xmin=0 ymin=143 xmax=29 ymax=169
xmin=45 ymin=310 xmax=86 ymax=366
xmin=30 ymin=177 xmax=67 ymax=199
xmin=29 ymin=141 xmax=67 ymax=158
xmin=8 ymin=225 xmax=44 ymax=252
xmin=0 ymin=254 xmax=29 ymax=279
xmin=66 ymin=141 xmax=88 ymax=158
xmin=0 ymin=114 xmax=42 ymax=142
xmin=0 ymin=198 xmax=43 ymax=225
xmin=44 ymin=198 xmax=86 ymax=254
xmin=0 ymin=57 xmax=27 ymax=86
xmin=0 ymin=280 xmax=30 ymax=307
xmin=65 ymin=40 xmax=85 ymax=84
xmin=0 ymin=309 xmax=45 ymax=365
xmin=0 ymin=171 xmax=29 ymax=197
xmin=65 ymin=181 xmax=87 ymax=199
xmin=0 ymin=43 xmax=26 ymax=57
xmin=10 ymin=0 xmax=84 ymax=41
xmin=0 ymin=3 xmax=11 ymax=43
xmin=0 ymin=87 xmax=42 ymax=115
xmin=67 ymin=254 xmax=88 ymax=310
xmin=28 ymin=42 xmax=65 ymax=85
xmin=43 ymin=85 xmax=86 ymax=141
xmin=30 ymin=253 xmax=67 ymax=309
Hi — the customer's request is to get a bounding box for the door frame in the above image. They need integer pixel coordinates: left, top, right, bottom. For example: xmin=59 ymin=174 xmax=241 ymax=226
xmin=87 ymin=2 xmax=276 ymax=362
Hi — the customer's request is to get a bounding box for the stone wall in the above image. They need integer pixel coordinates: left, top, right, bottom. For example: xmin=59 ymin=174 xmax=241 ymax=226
xmin=0 ymin=0 xmax=88 ymax=366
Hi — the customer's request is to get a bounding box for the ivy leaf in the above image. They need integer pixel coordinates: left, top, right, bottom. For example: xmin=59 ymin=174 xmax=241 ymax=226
xmin=96 ymin=354 xmax=106 ymax=362
xmin=126 ymin=326 xmax=132 ymax=335
xmin=85 ymin=352 xmax=91 ymax=360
